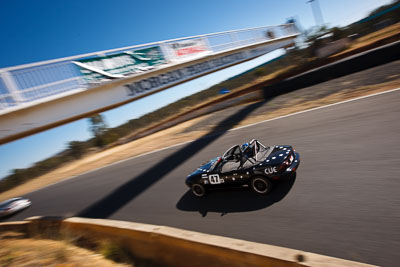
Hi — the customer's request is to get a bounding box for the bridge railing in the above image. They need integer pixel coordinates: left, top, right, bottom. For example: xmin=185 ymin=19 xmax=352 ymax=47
xmin=0 ymin=24 xmax=298 ymax=112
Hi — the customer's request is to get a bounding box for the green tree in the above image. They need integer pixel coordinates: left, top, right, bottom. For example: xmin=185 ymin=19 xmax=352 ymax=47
xmin=88 ymin=114 xmax=108 ymax=147
xmin=68 ymin=141 xmax=86 ymax=159
xmin=89 ymin=114 xmax=107 ymax=136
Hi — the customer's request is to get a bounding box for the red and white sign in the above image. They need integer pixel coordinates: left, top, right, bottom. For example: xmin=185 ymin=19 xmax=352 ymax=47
xmin=175 ymin=45 xmax=206 ymax=56
xmin=164 ymin=38 xmax=211 ymax=63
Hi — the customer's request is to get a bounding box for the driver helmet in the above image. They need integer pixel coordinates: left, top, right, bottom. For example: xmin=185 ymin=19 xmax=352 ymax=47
xmin=241 ymin=142 xmax=250 ymax=152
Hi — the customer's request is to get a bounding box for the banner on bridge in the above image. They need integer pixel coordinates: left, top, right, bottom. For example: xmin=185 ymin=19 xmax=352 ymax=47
xmin=73 ymin=46 xmax=166 ymax=83
xmin=162 ymin=38 xmax=211 ymax=63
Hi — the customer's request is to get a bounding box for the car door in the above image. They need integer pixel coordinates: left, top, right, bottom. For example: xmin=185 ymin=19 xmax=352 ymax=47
xmin=218 ymin=145 xmax=244 ymax=187
xmin=218 ymin=160 xmax=239 ymax=187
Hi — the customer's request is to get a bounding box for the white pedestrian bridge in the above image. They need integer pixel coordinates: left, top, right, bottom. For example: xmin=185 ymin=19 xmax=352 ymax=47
xmin=0 ymin=24 xmax=299 ymax=144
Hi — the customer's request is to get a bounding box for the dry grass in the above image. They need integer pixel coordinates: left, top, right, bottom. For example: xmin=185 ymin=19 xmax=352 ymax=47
xmin=0 ymin=232 xmax=129 ymax=267
xmin=333 ymin=22 xmax=400 ymax=58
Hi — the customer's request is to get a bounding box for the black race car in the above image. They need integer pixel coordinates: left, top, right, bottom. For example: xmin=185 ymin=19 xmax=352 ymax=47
xmin=185 ymin=139 xmax=300 ymax=197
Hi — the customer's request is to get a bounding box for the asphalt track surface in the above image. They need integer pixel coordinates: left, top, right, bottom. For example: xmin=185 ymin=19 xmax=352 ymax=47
xmin=4 ymin=89 xmax=400 ymax=267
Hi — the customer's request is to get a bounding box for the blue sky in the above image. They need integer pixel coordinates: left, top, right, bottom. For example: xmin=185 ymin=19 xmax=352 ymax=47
xmin=0 ymin=0 xmax=392 ymax=179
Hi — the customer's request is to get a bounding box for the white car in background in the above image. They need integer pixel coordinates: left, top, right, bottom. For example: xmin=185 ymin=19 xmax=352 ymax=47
xmin=0 ymin=197 xmax=31 ymax=218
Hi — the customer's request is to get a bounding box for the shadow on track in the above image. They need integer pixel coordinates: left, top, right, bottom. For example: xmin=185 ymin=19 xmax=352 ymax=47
xmin=77 ymin=100 xmax=266 ymax=219
xmin=176 ymin=174 xmax=296 ymax=217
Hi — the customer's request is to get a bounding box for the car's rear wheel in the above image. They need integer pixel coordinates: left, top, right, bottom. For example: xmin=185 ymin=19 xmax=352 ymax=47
xmin=250 ymin=176 xmax=272 ymax=195
xmin=191 ymin=184 xmax=207 ymax=197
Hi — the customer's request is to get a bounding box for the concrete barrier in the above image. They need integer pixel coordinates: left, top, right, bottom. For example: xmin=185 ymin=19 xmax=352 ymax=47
xmin=0 ymin=220 xmax=30 ymax=233
xmin=0 ymin=217 xmax=378 ymax=267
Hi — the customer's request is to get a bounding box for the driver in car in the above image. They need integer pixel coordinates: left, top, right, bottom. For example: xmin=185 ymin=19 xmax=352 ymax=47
xmin=241 ymin=142 xmax=255 ymax=159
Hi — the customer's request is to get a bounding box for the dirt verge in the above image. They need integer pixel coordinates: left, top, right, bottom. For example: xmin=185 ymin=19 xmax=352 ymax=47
xmin=0 ymin=231 xmax=128 ymax=267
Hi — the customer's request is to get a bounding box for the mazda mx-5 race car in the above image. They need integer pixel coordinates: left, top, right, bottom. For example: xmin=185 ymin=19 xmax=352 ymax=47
xmin=186 ymin=139 xmax=300 ymax=197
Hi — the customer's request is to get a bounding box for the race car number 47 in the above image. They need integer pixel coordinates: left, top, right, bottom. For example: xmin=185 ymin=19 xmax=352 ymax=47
xmin=209 ymin=174 xmax=221 ymax=184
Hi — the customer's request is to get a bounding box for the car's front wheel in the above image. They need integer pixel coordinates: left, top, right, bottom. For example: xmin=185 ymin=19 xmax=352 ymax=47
xmin=191 ymin=184 xmax=207 ymax=197
xmin=250 ymin=176 xmax=272 ymax=195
